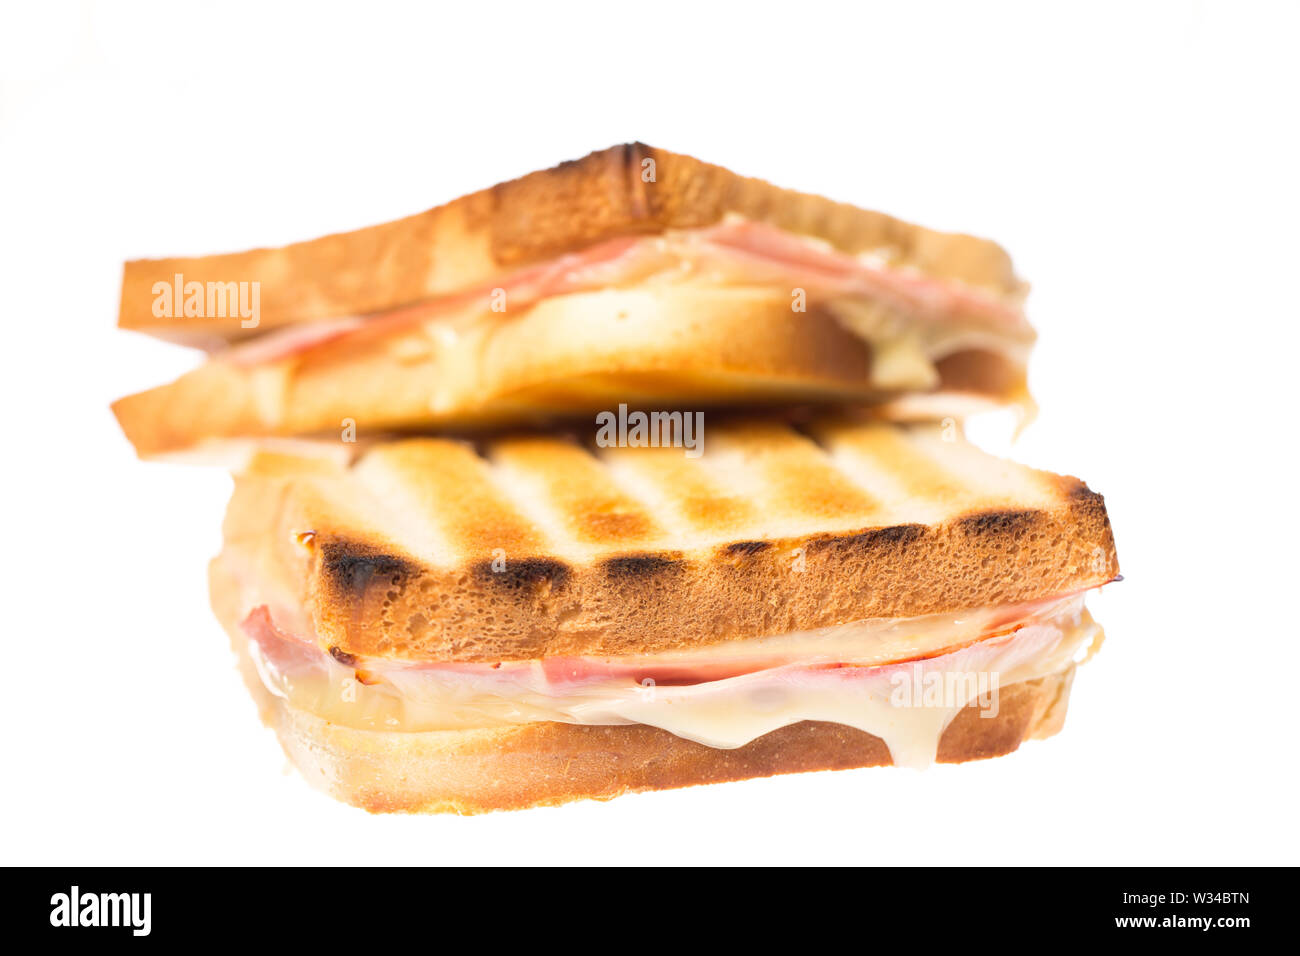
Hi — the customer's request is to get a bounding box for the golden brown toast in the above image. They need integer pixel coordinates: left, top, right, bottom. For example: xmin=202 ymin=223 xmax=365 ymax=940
xmin=120 ymin=143 xmax=1023 ymax=343
xmin=112 ymin=288 xmax=1029 ymax=458
xmin=216 ymin=417 xmax=1118 ymax=664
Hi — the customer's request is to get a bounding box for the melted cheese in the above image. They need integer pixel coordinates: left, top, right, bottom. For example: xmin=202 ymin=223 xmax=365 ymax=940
xmin=218 ymin=220 xmax=1033 ymax=415
xmin=244 ymin=595 xmax=1102 ymax=768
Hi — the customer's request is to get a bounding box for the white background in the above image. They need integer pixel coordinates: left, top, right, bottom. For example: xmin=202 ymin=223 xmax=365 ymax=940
xmin=2 ymin=0 xmax=1296 ymax=865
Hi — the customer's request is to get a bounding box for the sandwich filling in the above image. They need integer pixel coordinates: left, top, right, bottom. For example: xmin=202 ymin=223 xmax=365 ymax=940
xmin=235 ymin=587 xmax=1102 ymax=769
xmin=219 ymin=219 xmax=1034 ymax=403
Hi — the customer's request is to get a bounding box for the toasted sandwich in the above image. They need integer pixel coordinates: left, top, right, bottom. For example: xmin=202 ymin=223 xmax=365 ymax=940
xmin=114 ymin=144 xmax=1035 ymax=458
xmin=210 ymin=417 xmax=1117 ymax=813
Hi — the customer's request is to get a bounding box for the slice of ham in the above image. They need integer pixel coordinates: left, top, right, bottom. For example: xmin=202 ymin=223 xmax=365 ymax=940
xmin=221 ymin=317 xmax=366 ymax=367
xmin=240 ymin=606 xmax=326 ymax=675
xmin=218 ymin=221 xmax=1029 ymax=368
xmin=694 ymin=220 xmax=1029 ymax=331
xmin=239 ymin=587 xmax=1092 ymax=694
xmin=220 ymin=235 xmax=648 ymax=368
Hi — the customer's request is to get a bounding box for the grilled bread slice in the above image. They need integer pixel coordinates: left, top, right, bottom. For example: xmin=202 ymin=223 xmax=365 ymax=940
xmin=120 ymin=143 xmax=1023 ymax=343
xmin=215 ymin=417 xmax=1116 ymax=663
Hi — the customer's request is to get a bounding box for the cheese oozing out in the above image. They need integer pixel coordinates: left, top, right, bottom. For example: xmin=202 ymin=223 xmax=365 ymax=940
xmin=240 ymin=592 xmax=1102 ymax=769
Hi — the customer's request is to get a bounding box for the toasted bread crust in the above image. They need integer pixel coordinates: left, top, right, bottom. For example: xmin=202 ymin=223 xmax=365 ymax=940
xmin=119 ymin=143 xmax=1022 ymax=343
xmin=215 ymin=420 xmax=1119 ymax=663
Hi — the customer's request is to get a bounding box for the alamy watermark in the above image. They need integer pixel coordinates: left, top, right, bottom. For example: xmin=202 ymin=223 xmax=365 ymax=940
xmin=49 ymin=886 xmax=151 ymax=936
xmin=152 ymin=273 xmax=259 ymax=328
xmin=889 ymin=665 xmax=1000 ymax=717
xmin=595 ymin=404 xmax=704 ymax=458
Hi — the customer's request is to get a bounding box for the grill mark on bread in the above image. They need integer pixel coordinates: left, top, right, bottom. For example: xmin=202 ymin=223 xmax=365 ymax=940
xmin=707 ymin=420 xmax=881 ymax=528
xmin=957 ymin=509 xmax=1041 ymax=536
xmin=724 ymin=540 xmax=773 ymax=556
xmin=598 ymin=438 xmax=762 ymax=540
xmin=601 ymin=553 xmax=684 ymax=580
xmin=578 ymin=509 xmax=656 ymax=544
xmin=230 ymin=419 xmax=1119 ymax=661
xmin=805 ymin=523 xmax=928 ymax=556
xmin=492 ymin=437 xmax=665 ymax=550
xmin=835 ymin=424 xmax=975 ymax=507
xmin=361 ymin=439 xmax=549 ymax=565
xmin=319 ymin=541 xmax=417 ymax=599
xmin=470 ymin=556 xmax=572 ymax=591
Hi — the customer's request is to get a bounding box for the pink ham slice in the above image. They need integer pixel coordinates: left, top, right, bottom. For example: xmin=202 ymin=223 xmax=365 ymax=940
xmin=240 ymin=606 xmax=327 ymax=675
xmin=219 ymin=221 xmax=1028 ymax=367
xmin=238 ymin=586 xmax=1089 ymax=694
xmin=220 ymin=317 xmax=366 ymax=367
xmin=694 ymin=220 xmax=1029 ymax=330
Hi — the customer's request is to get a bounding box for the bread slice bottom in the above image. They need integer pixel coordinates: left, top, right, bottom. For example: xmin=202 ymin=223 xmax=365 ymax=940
xmin=273 ymin=671 xmax=1073 ymax=814
xmin=220 ymin=609 xmax=1076 ymax=814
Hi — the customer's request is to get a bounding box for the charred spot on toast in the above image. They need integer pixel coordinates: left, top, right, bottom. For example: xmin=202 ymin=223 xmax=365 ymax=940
xmin=805 ymin=523 xmax=927 ymax=556
xmin=470 ymin=556 xmax=572 ymax=593
xmin=318 ymin=541 xmax=419 ymax=599
xmin=957 ymin=509 xmax=1041 ymax=536
xmin=602 ymin=553 xmax=684 ymax=580
xmin=1066 ymin=483 xmax=1111 ymax=525
xmin=724 ymin=540 xmax=773 ymax=556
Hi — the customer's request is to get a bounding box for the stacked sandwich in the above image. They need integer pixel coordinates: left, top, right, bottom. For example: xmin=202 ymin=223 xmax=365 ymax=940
xmin=115 ymin=144 xmax=1119 ymax=813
